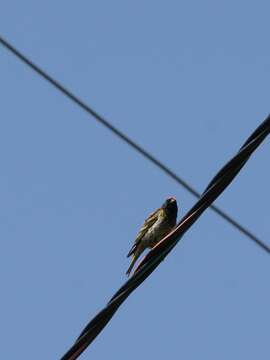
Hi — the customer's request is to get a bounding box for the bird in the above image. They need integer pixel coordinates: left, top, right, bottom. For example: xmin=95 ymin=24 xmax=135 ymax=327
xmin=126 ymin=197 xmax=178 ymax=276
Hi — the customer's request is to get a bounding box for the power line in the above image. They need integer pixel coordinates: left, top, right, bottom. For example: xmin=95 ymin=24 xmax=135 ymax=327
xmin=0 ymin=35 xmax=269 ymax=253
xmin=61 ymin=115 xmax=270 ymax=360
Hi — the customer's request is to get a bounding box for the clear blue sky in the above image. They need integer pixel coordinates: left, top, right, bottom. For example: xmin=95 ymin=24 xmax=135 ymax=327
xmin=1 ymin=1 xmax=270 ymax=359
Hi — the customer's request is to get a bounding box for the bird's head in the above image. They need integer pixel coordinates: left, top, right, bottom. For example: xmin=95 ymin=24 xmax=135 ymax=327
xmin=162 ymin=197 xmax=178 ymax=219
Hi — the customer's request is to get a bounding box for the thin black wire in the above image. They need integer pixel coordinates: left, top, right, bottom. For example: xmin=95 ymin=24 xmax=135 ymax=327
xmin=0 ymin=35 xmax=269 ymax=253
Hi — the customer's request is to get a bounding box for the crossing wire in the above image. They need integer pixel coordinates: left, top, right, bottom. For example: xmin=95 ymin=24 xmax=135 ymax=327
xmin=0 ymin=35 xmax=268 ymax=253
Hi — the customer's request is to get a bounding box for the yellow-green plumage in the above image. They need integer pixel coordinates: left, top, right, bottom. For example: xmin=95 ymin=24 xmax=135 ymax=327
xmin=126 ymin=197 xmax=178 ymax=276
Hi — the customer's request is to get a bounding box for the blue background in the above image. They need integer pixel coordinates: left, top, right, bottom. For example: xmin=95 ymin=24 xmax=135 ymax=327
xmin=1 ymin=1 xmax=270 ymax=359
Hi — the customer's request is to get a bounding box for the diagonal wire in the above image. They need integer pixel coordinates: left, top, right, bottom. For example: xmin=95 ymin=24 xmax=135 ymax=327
xmin=0 ymin=35 xmax=269 ymax=254
xmin=60 ymin=115 xmax=270 ymax=360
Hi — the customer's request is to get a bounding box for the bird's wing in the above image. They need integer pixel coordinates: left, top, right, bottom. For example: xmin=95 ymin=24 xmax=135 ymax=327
xmin=127 ymin=208 xmax=161 ymax=257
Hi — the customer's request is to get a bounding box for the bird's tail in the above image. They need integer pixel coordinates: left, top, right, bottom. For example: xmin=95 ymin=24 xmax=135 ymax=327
xmin=126 ymin=255 xmax=138 ymax=277
xmin=126 ymin=243 xmax=145 ymax=276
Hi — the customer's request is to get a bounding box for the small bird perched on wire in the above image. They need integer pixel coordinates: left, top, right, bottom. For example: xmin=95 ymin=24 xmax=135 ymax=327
xmin=126 ymin=197 xmax=178 ymax=276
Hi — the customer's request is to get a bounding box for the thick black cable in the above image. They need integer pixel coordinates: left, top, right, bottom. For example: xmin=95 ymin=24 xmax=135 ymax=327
xmin=0 ymin=35 xmax=268 ymax=253
xmin=61 ymin=115 xmax=270 ymax=360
